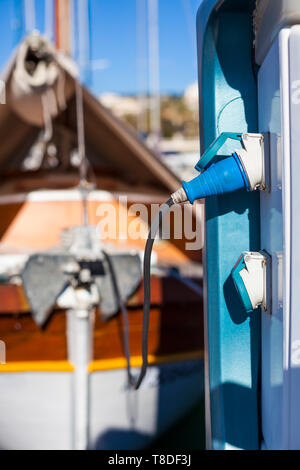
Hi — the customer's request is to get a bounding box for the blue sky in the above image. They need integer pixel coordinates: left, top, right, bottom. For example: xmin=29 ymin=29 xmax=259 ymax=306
xmin=0 ymin=0 xmax=201 ymax=96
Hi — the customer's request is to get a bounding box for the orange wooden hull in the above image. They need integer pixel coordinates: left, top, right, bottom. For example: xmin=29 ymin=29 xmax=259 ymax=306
xmin=0 ymin=189 xmax=203 ymax=370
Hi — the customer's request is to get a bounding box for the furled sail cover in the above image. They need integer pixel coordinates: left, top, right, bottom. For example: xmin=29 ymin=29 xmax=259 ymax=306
xmin=0 ymin=33 xmax=179 ymax=193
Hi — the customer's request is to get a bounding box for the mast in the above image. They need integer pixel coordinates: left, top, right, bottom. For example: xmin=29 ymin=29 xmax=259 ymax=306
xmin=77 ymin=0 xmax=92 ymax=86
xmin=12 ymin=0 xmax=24 ymax=46
xmin=136 ymin=0 xmax=148 ymax=137
xmin=55 ymin=1 xmax=91 ymax=450
xmin=24 ymin=0 xmax=36 ymax=33
xmin=45 ymin=0 xmax=55 ymax=43
xmin=147 ymin=0 xmax=161 ymax=153
xmin=55 ymin=0 xmax=71 ymax=55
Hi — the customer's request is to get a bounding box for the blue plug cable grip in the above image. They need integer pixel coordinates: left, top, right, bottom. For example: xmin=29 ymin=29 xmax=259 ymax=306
xmin=182 ymin=153 xmax=250 ymax=204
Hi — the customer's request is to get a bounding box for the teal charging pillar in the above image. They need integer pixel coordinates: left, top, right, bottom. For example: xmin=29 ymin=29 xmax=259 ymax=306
xmin=197 ymin=0 xmax=260 ymax=449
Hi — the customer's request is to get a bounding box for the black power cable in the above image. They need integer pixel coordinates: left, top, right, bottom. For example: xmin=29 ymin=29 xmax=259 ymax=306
xmin=102 ymin=198 xmax=175 ymax=390
xmin=134 ymin=198 xmax=174 ymax=389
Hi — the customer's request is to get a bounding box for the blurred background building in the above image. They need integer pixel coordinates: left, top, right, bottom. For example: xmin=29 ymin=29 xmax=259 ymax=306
xmin=1 ymin=0 xmax=200 ymax=177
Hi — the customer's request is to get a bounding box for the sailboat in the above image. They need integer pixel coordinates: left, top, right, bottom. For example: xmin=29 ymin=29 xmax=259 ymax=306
xmin=0 ymin=31 xmax=204 ymax=450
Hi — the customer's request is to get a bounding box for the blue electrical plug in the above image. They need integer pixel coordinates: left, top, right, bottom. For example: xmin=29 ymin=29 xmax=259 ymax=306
xmin=181 ymin=153 xmax=249 ymax=204
xmin=170 ymin=133 xmax=264 ymax=205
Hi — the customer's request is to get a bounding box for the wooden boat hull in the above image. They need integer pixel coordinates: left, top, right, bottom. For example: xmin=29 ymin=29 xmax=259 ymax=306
xmin=0 ymin=359 xmax=203 ymax=450
xmin=0 ymin=189 xmax=203 ymax=449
